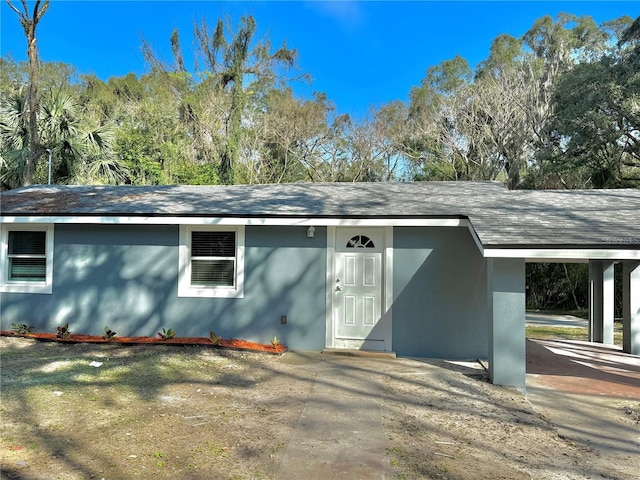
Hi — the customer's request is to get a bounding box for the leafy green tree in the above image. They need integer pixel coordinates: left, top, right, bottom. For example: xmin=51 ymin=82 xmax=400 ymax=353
xmin=76 ymin=70 xmax=219 ymax=186
xmin=526 ymin=263 xmax=588 ymax=312
xmin=0 ymin=56 xmax=26 ymax=94
xmin=143 ymin=15 xmax=303 ymax=185
xmin=539 ymin=16 xmax=639 ymax=187
xmin=407 ymin=55 xmax=476 ymax=181
xmin=521 ymin=14 xmax=606 ymax=149
xmin=406 ymin=14 xmax=621 ymax=189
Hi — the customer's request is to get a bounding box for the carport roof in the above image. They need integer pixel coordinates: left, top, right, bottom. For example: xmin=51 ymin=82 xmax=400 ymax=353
xmin=1 ymin=182 xmax=639 ymax=250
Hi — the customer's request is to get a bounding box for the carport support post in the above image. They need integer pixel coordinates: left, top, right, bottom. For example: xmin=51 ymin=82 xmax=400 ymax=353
xmin=589 ymin=260 xmax=615 ymax=345
xmin=622 ymin=261 xmax=640 ymax=355
xmin=487 ymin=258 xmax=526 ymax=392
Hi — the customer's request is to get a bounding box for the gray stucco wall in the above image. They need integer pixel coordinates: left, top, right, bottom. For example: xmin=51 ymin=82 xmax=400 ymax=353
xmin=1 ymin=224 xmax=327 ymax=349
xmin=487 ymin=257 xmax=526 ymax=390
xmin=392 ymin=226 xmax=489 ymax=359
xmin=2 ymin=223 xmax=493 ymax=357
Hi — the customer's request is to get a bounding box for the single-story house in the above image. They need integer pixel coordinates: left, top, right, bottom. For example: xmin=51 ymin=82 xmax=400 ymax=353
xmin=1 ymin=181 xmax=639 ymax=391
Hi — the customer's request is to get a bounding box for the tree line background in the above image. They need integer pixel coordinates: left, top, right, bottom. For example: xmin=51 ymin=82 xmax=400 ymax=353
xmin=1 ymin=2 xmax=638 ymax=314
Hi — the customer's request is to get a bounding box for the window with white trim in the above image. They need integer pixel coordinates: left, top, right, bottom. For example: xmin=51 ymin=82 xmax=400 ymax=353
xmin=178 ymin=225 xmax=245 ymax=298
xmin=1 ymin=224 xmax=54 ymax=294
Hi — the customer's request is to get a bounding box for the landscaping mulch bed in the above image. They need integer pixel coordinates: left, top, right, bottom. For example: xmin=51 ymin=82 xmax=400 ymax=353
xmin=0 ymin=331 xmax=287 ymax=354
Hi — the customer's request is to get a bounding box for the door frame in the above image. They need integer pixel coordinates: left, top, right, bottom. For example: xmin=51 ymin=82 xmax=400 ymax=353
xmin=325 ymin=226 xmax=393 ymax=351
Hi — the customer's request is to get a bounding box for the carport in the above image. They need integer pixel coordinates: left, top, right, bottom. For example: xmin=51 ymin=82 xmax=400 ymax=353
xmin=472 ymin=188 xmax=640 ymax=392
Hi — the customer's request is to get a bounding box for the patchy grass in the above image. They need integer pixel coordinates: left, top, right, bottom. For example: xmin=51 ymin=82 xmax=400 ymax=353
xmin=526 ymin=326 xmax=589 ymax=342
xmin=526 ymin=324 xmax=623 ymax=346
xmin=0 ymin=337 xmax=306 ymax=480
xmin=2 ymin=336 xmax=637 ymax=480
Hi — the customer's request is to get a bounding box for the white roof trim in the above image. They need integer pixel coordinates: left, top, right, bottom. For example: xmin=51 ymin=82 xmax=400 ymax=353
xmin=0 ymin=216 xmax=469 ymax=228
xmin=484 ymin=248 xmax=640 ymax=261
xmin=467 ymin=224 xmax=484 ymax=255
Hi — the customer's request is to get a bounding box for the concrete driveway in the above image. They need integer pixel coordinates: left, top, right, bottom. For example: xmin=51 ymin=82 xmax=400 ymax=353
xmin=526 ymin=312 xmax=588 ymax=328
xmin=526 ymin=338 xmax=640 ymax=477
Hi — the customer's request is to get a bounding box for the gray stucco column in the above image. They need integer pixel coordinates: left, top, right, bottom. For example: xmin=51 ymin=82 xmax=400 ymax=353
xmin=487 ymin=258 xmax=526 ymax=392
xmin=623 ymin=261 xmax=640 ymax=355
xmin=589 ymin=260 xmax=615 ymax=345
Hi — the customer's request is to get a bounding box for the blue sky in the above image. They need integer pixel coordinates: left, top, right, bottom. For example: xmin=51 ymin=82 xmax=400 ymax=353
xmin=2 ymin=1 xmax=639 ymax=119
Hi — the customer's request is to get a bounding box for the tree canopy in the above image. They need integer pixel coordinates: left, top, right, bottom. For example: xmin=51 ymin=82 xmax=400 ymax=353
xmin=1 ymin=8 xmax=638 ymax=190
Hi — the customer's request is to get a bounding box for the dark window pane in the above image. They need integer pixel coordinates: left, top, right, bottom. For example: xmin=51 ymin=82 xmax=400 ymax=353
xmin=8 ymin=231 xmax=46 ymax=255
xmin=9 ymin=258 xmax=46 ymax=281
xmin=346 ymin=235 xmax=375 ymax=248
xmin=191 ymin=259 xmax=235 ymax=287
xmin=192 ymin=231 xmax=235 ymax=257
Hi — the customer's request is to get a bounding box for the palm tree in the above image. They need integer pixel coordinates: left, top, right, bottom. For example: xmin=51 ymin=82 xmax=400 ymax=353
xmin=0 ymin=91 xmax=30 ymax=189
xmin=1 ymin=89 xmax=128 ymax=188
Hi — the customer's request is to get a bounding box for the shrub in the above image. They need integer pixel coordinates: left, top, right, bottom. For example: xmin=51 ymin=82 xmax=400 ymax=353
xmin=11 ymin=323 xmax=34 ymax=335
xmin=158 ymin=328 xmax=176 ymax=341
xmin=209 ymin=331 xmax=221 ymax=345
xmin=56 ymin=322 xmax=70 ymax=339
xmin=103 ymin=326 xmax=117 ymax=340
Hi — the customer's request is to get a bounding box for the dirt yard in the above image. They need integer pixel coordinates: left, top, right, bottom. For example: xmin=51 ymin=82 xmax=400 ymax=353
xmin=1 ymin=336 xmax=638 ymax=479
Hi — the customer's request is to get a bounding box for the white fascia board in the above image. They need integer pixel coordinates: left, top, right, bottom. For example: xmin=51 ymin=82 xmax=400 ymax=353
xmin=467 ymin=224 xmax=485 ymax=255
xmin=0 ymin=216 xmax=469 ymax=228
xmin=484 ymin=248 xmax=640 ymax=261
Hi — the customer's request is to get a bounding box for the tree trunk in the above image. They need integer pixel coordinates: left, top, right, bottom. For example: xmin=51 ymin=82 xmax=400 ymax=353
xmin=24 ymin=15 xmax=40 ymax=186
xmin=6 ymin=0 xmax=50 ymax=186
xmin=219 ymin=80 xmax=244 ymax=185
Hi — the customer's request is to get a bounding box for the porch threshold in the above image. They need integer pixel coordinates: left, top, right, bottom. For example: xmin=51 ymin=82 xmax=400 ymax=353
xmin=322 ymin=348 xmax=397 ymax=359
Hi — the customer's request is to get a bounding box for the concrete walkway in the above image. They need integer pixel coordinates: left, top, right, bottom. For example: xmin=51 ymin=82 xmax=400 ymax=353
xmin=276 ymin=355 xmax=386 ymax=479
xmin=275 ymin=352 xmax=485 ymax=479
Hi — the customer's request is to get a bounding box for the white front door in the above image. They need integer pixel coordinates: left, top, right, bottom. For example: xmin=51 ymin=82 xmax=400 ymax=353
xmin=332 ymin=227 xmax=385 ymax=350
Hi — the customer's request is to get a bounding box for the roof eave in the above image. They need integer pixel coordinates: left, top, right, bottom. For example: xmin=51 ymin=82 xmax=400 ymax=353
xmin=483 ymin=246 xmax=640 ymax=261
xmin=0 ymin=214 xmax=471 ymax=228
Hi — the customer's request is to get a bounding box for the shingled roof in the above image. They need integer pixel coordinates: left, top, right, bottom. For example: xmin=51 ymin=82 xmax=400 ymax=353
xmin=1 ymin=182 xmax=639 ymax=250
